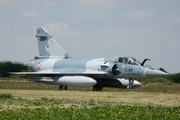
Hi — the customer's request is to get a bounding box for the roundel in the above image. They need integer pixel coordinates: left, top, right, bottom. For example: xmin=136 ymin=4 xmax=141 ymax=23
xmin=36 ymin=62 xmax=41 ymax=69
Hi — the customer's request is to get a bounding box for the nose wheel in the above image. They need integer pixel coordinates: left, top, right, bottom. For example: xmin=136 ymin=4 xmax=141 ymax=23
xmin=127 ymin=79 xmax=134 ymax=89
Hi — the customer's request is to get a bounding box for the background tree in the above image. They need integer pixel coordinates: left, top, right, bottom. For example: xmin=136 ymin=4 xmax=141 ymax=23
xmin=159 ymin=68 xmax=167 ymax=73
xmin=0 ymin=61 xmax=27 ymax=77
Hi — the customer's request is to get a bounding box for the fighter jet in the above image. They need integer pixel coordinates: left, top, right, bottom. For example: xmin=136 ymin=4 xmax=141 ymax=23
xmin=11 ymin=27 xmax=168 ymax=90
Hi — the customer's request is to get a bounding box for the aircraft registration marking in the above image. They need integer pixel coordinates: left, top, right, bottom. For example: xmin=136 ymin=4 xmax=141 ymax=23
xmin=124 ymin=68 xmax=133 ymax=72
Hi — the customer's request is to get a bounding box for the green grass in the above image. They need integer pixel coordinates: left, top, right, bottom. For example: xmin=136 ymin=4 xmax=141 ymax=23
xmin=139 ymin=77 xmax=172 ymax=83
xmin=0 ymin=93 xmax=13 ymax=99
xmin=0 ymin=105 xmax=179 ymax=120
xmin=0 ymin=93 xmax=180 ymax=119
xmin=0 ymin=77 xmax=180 ymax=119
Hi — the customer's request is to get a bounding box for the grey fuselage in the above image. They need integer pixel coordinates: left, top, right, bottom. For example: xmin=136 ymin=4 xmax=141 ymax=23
xmin=28 ymin=57 xmax=146 ymax=79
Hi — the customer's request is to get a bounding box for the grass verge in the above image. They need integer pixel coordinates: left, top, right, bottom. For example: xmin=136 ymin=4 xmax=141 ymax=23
xmin=0 ymin=91 xmax=179 ymax=119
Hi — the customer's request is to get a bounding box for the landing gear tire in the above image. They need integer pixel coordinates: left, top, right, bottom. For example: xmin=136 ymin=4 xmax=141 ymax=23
xmin=59 ymin=85 xmax=68 ymax=90
xmin=93 ymin=85 xmax=103 ymax=91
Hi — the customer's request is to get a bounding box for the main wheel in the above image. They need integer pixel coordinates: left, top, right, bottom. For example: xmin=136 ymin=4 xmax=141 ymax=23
xmin=59 ymin=85 xmax=68 ymax=90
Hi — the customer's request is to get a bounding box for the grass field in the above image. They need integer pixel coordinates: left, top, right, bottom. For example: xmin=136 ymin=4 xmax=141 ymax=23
xmin=0 ymin=89 xmax=180 ymax=119
xmin=0 ymin=89 xmax=180 ymax=107
xmin=0 ymin=79 xmax=180 ymax=119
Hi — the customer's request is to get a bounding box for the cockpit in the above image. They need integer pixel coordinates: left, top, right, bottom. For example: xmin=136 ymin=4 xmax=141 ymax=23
xmin=118 ymin=57 xmax=141 ymax=66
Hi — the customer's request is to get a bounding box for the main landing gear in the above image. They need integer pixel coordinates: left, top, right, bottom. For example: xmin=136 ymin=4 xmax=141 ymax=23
xmin=59 ymin=85 xmax=68 ymax=90
xmin=93 ymin=79 xmax=103 ymax=91
xmin=93 ymin=85 xmax=103 ymax=91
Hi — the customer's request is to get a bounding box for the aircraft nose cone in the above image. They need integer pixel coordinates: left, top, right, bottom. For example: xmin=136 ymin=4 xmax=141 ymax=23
xmin=145 ymin=68 xmax=168 ymax=78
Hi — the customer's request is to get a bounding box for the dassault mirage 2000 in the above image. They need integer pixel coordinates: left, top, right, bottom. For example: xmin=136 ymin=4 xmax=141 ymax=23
xmin=12 ymin=27 xmax=168 ymax=90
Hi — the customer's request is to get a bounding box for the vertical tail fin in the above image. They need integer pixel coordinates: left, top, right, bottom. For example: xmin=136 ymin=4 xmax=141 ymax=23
xmin=36 ymin=27 xmax=72 ymax=58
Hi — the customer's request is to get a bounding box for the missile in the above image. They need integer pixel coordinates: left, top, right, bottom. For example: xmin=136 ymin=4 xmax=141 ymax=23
xmin=57 ymin=76 xmax=97 ymax=87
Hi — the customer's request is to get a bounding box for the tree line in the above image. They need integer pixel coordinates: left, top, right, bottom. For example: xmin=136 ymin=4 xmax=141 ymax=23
xmin=0 ymin=61 xmax=179 ymax=83
xmin=0 ymin=61 xmax=27 ymax=77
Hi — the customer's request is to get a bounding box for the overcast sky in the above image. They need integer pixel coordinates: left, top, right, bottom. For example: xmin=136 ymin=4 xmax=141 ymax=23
xmin=0 ymin=0 xmax=180 ymax=73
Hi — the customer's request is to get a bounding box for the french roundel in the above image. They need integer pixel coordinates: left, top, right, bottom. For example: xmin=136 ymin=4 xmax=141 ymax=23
xmin=36 ymin=62 xmax=41 ymax=69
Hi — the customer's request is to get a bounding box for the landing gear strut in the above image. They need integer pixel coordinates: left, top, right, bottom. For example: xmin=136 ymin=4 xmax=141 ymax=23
xmin=59 ymin=85 xmax=68 ymax=90
xmin=93 ymin=79 xmax=103 ymax=91
xmin=127 ymin=79 xmax=134 ymax=89
xmin=93 ymin=85 xmax=103 ymax=91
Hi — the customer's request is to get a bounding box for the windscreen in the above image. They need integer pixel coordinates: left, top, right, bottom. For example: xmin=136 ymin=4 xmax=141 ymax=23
xmin=118 ymin=57 xmax=141 ymax=66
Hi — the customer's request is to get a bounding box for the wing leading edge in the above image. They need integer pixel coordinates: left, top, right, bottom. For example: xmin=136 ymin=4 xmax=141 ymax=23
xmin=10 ymin=71 xmax=108 ymax=75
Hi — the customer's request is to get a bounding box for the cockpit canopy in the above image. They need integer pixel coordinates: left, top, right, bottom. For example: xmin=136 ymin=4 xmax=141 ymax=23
xmin=118 ymin=57 xmax=141 ymax=66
